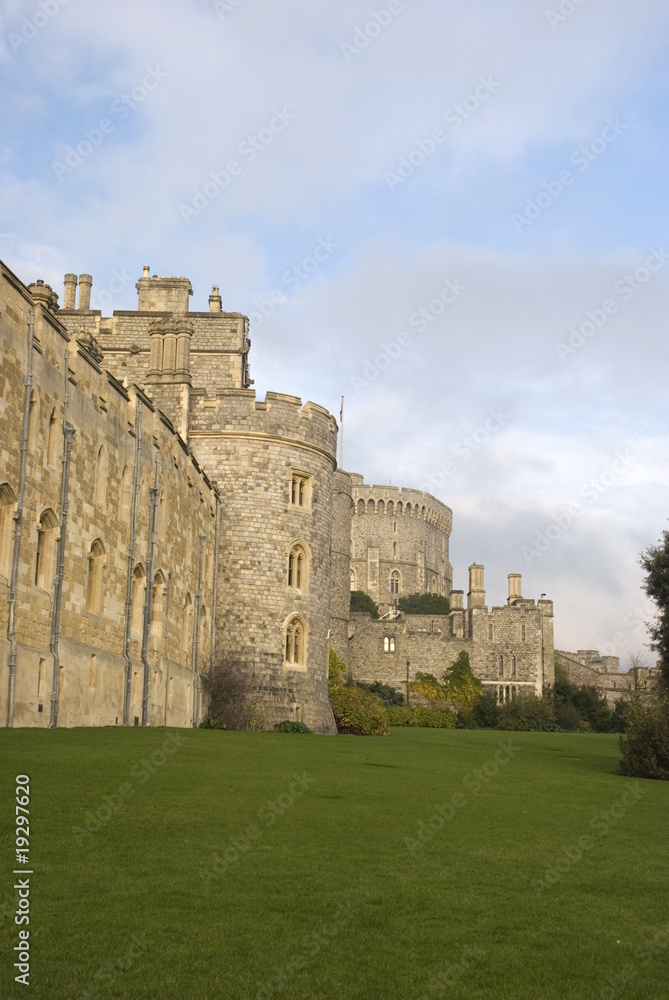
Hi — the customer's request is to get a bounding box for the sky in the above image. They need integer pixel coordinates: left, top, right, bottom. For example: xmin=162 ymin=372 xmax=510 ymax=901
xmin=1 ymin=0 xmax=668 ymax=661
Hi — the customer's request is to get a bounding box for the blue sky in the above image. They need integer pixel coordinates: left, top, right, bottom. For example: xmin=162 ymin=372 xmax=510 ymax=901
xmin=2 ymin=0 xmax=669 ymax=657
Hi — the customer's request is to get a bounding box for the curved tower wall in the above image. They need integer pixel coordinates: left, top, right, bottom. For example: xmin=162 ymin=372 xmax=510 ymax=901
xmin=349 ymin=477 xmax=453 ymax=608
xmin=188 ymin=390 xmax=338 ymax=733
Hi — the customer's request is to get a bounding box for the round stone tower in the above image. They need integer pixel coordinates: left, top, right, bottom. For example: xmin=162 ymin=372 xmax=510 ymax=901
xmin=349 ymin=477 xmax=453 ymax=610
xmin=189 ymin=389 xmax=338 ymax=733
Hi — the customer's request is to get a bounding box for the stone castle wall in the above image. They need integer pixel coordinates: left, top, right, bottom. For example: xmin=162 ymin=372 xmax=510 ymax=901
xmin=0 ymin=263 xmax=216 ymax=729
xmin=347 ymin=590 xmax=553 ymax=700
xmin=349 ymin=477 xmax=453 ymax=607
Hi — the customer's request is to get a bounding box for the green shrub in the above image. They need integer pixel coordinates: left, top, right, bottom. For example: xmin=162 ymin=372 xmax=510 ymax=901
xmin=355 ymin=681 xmax=405 ymax=706
xmin=397 ymin=593 xmax=450 ymax=615
xmin=349 ymin=590 xmax=380 ymax=618
xmin=274 ymin=720 xmax=313 ymax=734
xmin=473 ymin=691 xmax=500 ymax=729
xmin=328 ymin=649 xmax=349 ymax=690
xmin=386 ymin=705 xmax=456 ymax=728
xmin=498 ymin=694 xmax=556 ymax=731
xmin=619 ymin=696 xmax=669 ymax=780
xmin=330 ymin=686 xmax=389 ymax=736
xmin=199 ymin=715 xmax=227 ymax=730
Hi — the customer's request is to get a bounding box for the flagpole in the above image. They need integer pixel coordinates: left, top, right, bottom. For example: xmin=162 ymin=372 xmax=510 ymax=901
xmin=339 ymin=395 xmax=344 ymax=469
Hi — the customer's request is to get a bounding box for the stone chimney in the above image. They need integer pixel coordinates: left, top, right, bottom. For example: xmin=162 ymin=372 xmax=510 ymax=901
xmin=450 ymin=590 xmax=464 ymax=610
xmin=507 ymin=573 xmax=522 ymax=604
xmin=78 ymin=274 xmax=92 ymax=311
xmin=63 ymin=273 xmax=77 ymax=309
xmin=467 ymin=563 xmax=486 ymax=609
xmin=209 ymin=285 xmax=222 ymax=312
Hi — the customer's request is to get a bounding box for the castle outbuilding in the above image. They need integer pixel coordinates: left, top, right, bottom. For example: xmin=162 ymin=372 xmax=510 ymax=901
xmin=1 ymin=261 xmax=561 ymax=731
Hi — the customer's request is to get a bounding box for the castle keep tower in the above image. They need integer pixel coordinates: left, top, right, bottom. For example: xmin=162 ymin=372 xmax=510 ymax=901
xmin=349 ymin=477 xmax=453 ymax=608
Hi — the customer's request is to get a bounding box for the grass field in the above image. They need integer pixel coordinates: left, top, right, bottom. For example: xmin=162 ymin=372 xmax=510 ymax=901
xmin=1 ymin=726 xmax=668 ymax=1000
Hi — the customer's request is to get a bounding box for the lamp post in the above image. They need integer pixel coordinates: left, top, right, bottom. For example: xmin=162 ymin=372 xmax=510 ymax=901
xmin=406 ymin=659 xmax=410 ymax=706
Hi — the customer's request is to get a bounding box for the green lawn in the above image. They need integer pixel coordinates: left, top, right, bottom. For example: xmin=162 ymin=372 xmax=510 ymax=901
xmin=1 ymin=727 xmax=668 ymax=999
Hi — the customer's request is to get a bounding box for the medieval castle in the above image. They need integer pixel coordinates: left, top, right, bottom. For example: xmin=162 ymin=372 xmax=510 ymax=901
xmin=0 ymin=261 xmax=623 ymax=733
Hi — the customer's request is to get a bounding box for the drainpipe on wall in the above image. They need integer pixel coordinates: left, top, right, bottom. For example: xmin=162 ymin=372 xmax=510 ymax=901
xmin=6 ymin=311 xmax=34 ymax=728
xmin=122 ymin=400 xmax=142 ymax=726
xmin=209 ymin=494 xmax=220 ymax=675
xmin=48 ymin=415 xmax=75 ymax=729
xmin=140 ymin=455 xmax=160 ymax=726
xmin=163 ymin=571 xmax=172 ymax=726
xmin=192 ymin=533 xmax=205 ymax=727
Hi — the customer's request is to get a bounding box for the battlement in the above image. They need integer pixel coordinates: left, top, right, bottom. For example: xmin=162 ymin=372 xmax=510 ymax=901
xmin=188 ymin=388 xmax=338 ymax=463
xmin=350 ymin=478 xmax=452 ymax=532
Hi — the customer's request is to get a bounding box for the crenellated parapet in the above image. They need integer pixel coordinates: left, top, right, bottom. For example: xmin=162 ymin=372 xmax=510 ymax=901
xmin=349 ymin=477 xmax=453 ymax=606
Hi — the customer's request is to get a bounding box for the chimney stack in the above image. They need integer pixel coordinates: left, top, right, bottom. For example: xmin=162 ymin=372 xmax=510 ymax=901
xmin=508 ymin=573 xmax=522 ymax=604
xmin=78 ymin=273 xmax=92 ymax=311
xmin=209 ymin=285 xmax=222 ymax=312
xmin=467 ymin=563 xmax=486 ymax=609
xmin=63 ymin=273 xmax=77 ymax=309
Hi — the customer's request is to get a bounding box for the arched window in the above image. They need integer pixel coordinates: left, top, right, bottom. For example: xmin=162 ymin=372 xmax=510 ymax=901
xmin=387 ymin=501 xmax=393 ymax=515
xmin=94 ymin=445 xmax=107 ymax=505
xmin=357 ymin=499 xmax=365 ymax=516
xmin=499 ymin=686 xmax=504 ymax=704
xmin=46 ymin=408 xmax=59 ymax=467
xmin=291 ymin=474 xmax=310 ymax=508
xmin=27 ymin=392 xmax=38 ymax=452
xmin=350 ymin=569 xmax=356 ymax=591
xmin=383 ymin=636 xmax=396 ymax=653
xmin=0 ymin=484 xmax=16 ymax=578
xmin=506 ymin=685 xmax=510 ymax=702
xmin=521 ymin=625 xmax=526 ymax=641
xmin=511 ymin=686 xmax=516 ymax=700
xmin=498 ymin=655 xmax=504 ymax=677
xmin=288 ymin=542 xmax=308 ymax=591
xmin=120 ymin=465 xmax=132 ymax=519
xmin=182 ymin=593 xmax=193 ymax=653
xmin=284 ymin=616 xmax=306 ymax=667
xmin=152 ymin=571 xmax=166 ymax=637
xmin=390 ymin=571 xmax=400 ymax=594
xmin=35 ymin=509 xmax=58 ymax=592
xmin=87 ymin=539 xmax=105 ymax=614
xmin=393 ymin=542 xmax=397 ymax=557
xmin=367 ymin=499 xmax=375 ymax=515
xmin=511 ymin=656 xmax=516 ymax=678
xmin=131 ymin=564 xmax=145 ymax=633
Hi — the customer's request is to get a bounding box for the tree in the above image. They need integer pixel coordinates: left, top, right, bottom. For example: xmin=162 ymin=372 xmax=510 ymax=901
xmin=409 ymin=651 xmax=482 ymax=713
xmin=640 ymin=529 xmax=669 ymax=692
xmin=349 ymin=590 xmax=380 ymax=618
xmin=397 ymin=593 xmax=450 ymax=615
